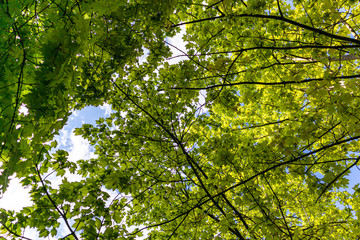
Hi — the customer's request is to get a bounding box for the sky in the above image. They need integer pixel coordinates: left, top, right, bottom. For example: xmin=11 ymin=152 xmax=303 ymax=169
xmin=1 ymin=22 xmax=360 ymax=239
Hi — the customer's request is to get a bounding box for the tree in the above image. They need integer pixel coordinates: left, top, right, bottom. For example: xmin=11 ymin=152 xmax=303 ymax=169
xmin=1 ymin=0 xmax=360 ymax=239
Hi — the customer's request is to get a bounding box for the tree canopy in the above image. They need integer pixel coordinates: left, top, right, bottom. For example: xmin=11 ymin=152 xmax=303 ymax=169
xmin=1 ymin=0 xmax=360 ymax=239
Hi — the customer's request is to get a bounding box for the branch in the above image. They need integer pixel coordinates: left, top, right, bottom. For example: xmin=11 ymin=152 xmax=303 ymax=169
xmin=264 ymin=175 xmax=293 ymax=239
xmin=129 ymin=195 xmax=208 ymax=235
xmin=221 ymin=194 xmax=249 ymax=230
xmin=316 ymin=156 xmax=360 ymax=203
xmin=218 ymin=135 xmax=360 ymax=199
xmin=35 ymin=165 xmax=79 ymax=240
xmin=172 ymin=14 xmax=360 ymax=44
xmin=167 ymin=212 xmax=189 ymax=240
xmin=244 ymin=183 xmax=287 ymax=235
xmin=170 ymin=74 xmax=360 ymax=91
xmin=283 ymin=54 xmax=360 ymax=62
xmin=200 ymin=207 xmax=244 ymax=238
xmin=0 ymin=222 xmax=33 ymax=240
xmin=167 ymin=44 xmax=360 ymax=59
xmin=277 ymin=0 xmax=283 ymax=18
xmin=176 ymin=135 xmax=360 ymax=215
xmin=340 ymin=17 xmax=359 ymax=40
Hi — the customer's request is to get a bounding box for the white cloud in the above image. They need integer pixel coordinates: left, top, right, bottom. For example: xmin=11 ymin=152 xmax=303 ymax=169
xmin=0 ymin=178 xmax=32 ymax=211
xmin=1 ymin=226 xmax=58 ymax=240
xmin=0 ymin=178 xmax=76 ymax=240
xmin=23 ymin=227 xmax=57 ymax=240
xmin=56 ymin=128 xmax=70 ymax=149
xmin=68 ymin=130 xmax=95 ymax=162
xmin=48 ymin=129 xmax=96 ymax=189
xmin=69 ymin=110 xmax=79 ymax=120
xmin=100 ymin=103 xmax=112 ymax=116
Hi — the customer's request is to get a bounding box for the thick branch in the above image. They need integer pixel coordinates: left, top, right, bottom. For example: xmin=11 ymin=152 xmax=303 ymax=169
xmin=171 ymin=74 xmax=360 ymax=91
xmin=172 ymin=14 xmax=360 ymax=45
xmin=168 ymin=45 xmax=360 ymax=60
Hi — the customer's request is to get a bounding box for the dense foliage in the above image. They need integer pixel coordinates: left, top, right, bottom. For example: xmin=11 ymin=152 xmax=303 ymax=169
xmin=1 ymin=0 xmax=360 ymax=239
